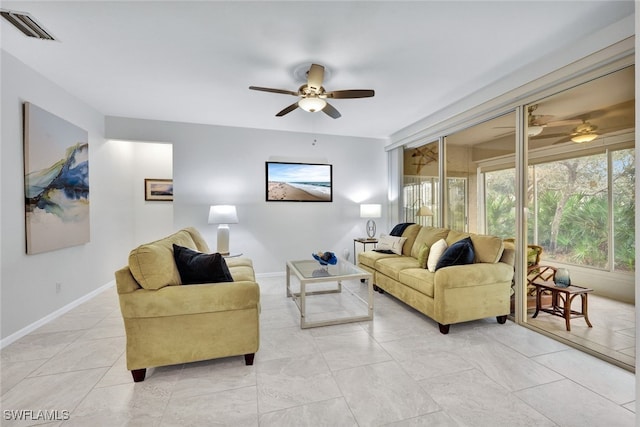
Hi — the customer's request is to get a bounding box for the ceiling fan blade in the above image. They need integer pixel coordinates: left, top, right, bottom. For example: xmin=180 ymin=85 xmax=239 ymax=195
xmin=326 ymin=89 xmax=375 ymax=99
xmin=552 ymin=137 xmax=574 ymax=145
xmin=530 ymin=132 xmax=567 ymax=139
xmin=530 ymin=114 xmax=554 ymax=125
xmin=307 ymin=64 xmax=324 ymax=92
xmin=249 ymin=86 xmax=298 ymax=96
xmin=276 ymin=102 xmax=299 ymax=117
xmin=544 ymin=119 xmax=583 ymax=128
xmin=322 ymin=102 xmax=341 ymax=119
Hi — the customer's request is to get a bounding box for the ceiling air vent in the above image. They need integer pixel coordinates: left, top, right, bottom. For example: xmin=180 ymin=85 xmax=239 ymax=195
xmin=1 ymin=9 xmax=56 ymax=41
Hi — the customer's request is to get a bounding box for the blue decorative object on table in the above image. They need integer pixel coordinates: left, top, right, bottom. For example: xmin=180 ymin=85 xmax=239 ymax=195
xmin=554 ymin=268 xmax=571 ymax=288
xmin=312 ymin=251 xmax=338 ymax=266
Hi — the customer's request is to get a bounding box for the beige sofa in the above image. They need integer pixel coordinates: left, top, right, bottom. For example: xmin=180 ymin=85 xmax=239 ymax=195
xmin=358 ymin=224 xmax=514 ymax=334
xmin=115 ymin=227 xmax=260 ymax=382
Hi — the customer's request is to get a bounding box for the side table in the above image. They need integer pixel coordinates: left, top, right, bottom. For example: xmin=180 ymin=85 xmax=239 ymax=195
xmin=353 ymin=238 xmax=378 ymax=264
xmin=532 ymin=280 xmax=593 ymax=331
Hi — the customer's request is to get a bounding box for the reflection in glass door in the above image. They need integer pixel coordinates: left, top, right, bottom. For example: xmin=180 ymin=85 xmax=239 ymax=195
xmin=403 ymin=141 xmax=440 ymax=227
xmin=524 ymin=66 xmax=635 ymax=370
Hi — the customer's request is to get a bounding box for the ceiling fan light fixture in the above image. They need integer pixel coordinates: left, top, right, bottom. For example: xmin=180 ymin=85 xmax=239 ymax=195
xmin=527 ymin=125 xmax=544 ymax=137
xmin=298 ymin=96 xmax=326 ymax=113
xmin=571 ymin=133 xmax=598 ymax=143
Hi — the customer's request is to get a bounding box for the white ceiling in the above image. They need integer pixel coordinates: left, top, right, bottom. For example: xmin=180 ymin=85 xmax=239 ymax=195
xmin=0 ymin=1 xmax=634 ymax=139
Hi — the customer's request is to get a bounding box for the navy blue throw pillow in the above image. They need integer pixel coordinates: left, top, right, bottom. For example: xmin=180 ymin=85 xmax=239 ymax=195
xmin=435 ymin=237 xmax=475 ymax=271
xmin=390 ymin=222 xmax=415 ymax=237
xmin=173 ymin=244 xmax=234 ymax=284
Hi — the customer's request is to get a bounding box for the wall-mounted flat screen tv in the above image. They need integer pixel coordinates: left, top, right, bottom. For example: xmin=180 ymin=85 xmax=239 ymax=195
xmin=265 ymin=161 xmax=333 ymax=202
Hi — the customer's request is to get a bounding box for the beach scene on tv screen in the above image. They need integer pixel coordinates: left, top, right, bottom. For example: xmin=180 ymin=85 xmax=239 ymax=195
xmin=267 ymin=162 xmax=332 ymax=201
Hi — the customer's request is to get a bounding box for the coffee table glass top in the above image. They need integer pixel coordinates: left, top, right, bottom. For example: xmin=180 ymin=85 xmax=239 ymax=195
xmin=286 ymin=258 xmax=373 ymax=328
xmin=288 ymin=259 xmax=367 ymax=280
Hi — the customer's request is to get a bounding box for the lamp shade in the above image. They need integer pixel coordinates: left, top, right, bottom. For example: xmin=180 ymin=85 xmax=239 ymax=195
xmin=208 ymin=205 xmax=238 ymax=224
xmin=360 ymin=204 xmax=381 ymax=218
xmin=298 ymin=96 xmax=327 ymax=113
xmin=527 ymin=125 xmax=544 ymax=137
xmin=417 ymin=205 xmax=433 ymax=216
xmin=571 ymin=133 xmax=598 ymax=143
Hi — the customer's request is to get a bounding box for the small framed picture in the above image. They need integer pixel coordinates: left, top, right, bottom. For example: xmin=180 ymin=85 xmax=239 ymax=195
xmin=144 ymin=179 xmax=173 ymax=201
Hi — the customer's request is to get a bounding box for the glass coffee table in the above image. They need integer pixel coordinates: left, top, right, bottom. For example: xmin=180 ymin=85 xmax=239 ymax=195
xmin=286 ymin=259 xmax=373 ymax=328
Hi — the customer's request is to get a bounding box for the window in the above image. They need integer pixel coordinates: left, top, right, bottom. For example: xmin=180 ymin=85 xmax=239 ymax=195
xmin=447 ymin=177 xmax=467 ymax=231
xmin=485 ymin=169 xmax=516 ymax=238
xmin=484 ymin=147 xmax=635 ymax=273
xmin=530 ymin=153 xmax=609 ymax=269
xmin=612 ymin=148 xmax=636 ymax=271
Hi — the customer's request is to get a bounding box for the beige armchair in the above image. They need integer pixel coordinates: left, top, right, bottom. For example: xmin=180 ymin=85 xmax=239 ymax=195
xmin=115 ymin=227 xmax=260 ymax=382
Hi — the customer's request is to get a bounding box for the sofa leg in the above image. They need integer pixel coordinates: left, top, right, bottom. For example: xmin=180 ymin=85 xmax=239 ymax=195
xmin=438 ymin=323 xmax=450 ymax=334
xmin=496 ymin=315 xmax=507 ymax=324
xmin=244 ymin=353 xmax=255 ymax=365
xmin=131 ymin=369 xmax=146 ymax=382
xmin=373 ymin=285 xmax=385 ymax=294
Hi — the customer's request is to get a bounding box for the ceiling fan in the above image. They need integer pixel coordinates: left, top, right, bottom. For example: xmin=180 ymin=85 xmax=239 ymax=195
xmin=549 ymin=120 xmax=600 ymax=144
xmin=249 ymin=63 xmax=374 ymax=119
xmin=569 ymin=120 xmax=599 ymax=143
xmin=493 ymin=104 xmax=557 ymax=136
xmin=526 ymin=104 xmax=555 ymax=136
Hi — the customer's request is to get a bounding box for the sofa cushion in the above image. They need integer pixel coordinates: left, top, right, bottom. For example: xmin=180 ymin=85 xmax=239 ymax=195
xmin=417 ymin=243 xmax=430 ymax=268
xmin=119 ymin=281 xmax=259 ymax=318
xmin=173 ymin=244 xmax=234 ymax=284
xmin=225 ymin=257 xmax=253 ymax=268
xmin=447 ymin=230 xmax=504 ymax=264
xmin=398 ymin=268 xmax=435 ymax=297
xmin=400 ymin=224 xmax=422 ymax=256
xmin=469 ymin=234 xmax=504 ymax=263
xmin=435 ymin=237 xmax=475 ymax=270
xmin=376 ymin=235 xmax=407 ymax=255
xmin=358 ymin=250 xmax=399 ymax=269
xmin=427 ymin=238 xmax=448 ymax=272
xmin=411 ymin=226 xmax=450 ymax=258
xmin=225 ymin=258 xmax=256 ymax=282
xmin=376 ymin=256 xmax=421 ymax=280
xmin=445 ymin=230 xmax=471 ymax=246
xmin=129 ymin=229 xmax=198 ymax=290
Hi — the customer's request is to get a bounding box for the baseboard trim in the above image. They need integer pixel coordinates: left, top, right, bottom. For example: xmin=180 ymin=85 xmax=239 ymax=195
xmin=256 ymin=271 xmax=285 ymax=279
xmin=0 ymin=281 xmax=115 ymax=349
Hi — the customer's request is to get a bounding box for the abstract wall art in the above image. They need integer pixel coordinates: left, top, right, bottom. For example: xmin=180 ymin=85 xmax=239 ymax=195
xmin=23 ymin=102 xmax=89 ymax=254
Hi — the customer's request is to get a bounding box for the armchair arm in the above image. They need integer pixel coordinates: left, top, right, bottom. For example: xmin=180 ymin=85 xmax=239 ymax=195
xmin=115 ymin=267 xmax=141 ymax=294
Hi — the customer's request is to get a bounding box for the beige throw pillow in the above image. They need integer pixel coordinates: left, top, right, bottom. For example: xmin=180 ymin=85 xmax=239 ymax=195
xmin=427 ymin=238 xmax=448 ymax=272
xmin=377 ymin=235 xmax=407 ymax=255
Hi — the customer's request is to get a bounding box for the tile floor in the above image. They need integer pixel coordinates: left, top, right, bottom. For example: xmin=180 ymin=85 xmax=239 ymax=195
xmin=1 ymin=275 xmax=636 ymax=426
xmin=527 ymin=293 xmax=636 ymax=371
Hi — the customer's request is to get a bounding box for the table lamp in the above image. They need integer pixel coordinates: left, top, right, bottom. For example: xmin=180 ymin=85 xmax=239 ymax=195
xmin=208 ymin=205 xmax=238 ymax=255
xmin=360 ymin=203 xmax=381 ymax=239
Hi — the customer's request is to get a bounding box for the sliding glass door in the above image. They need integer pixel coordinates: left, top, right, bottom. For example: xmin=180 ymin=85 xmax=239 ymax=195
xmin=400 ymin=64 xmax=635 ymax=370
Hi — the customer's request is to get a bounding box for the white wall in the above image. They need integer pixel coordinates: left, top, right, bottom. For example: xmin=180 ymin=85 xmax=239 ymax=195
xmin=130 ymin=142 xmax=174 ymax=245
xmin=0 ymin=51 xmax=136 ymax=341
xmin=105 ymin=117 xmax=389 ymax=274
xmin=0 ymin=50 xmax=385 ymax=340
